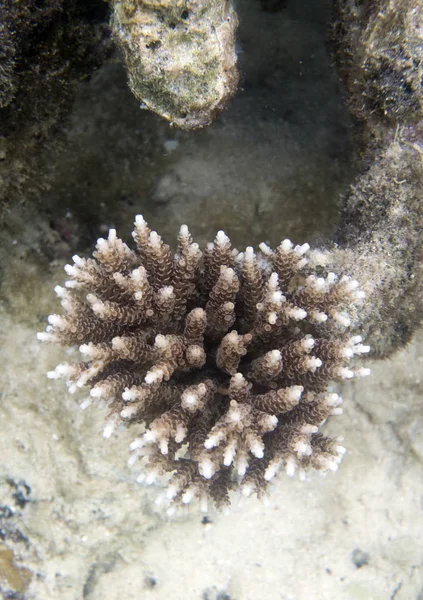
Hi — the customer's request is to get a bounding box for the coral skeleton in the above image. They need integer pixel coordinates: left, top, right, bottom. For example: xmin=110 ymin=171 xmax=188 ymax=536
xmin=39 ymin=216 xmax=370 ymax=509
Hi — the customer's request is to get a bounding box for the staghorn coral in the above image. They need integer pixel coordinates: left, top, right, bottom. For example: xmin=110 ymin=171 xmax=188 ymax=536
xmin=38 ymin=216 xmax=370 ymax=510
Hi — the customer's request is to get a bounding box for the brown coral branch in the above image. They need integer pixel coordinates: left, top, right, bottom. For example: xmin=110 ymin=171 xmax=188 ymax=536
xmin=39 ymin=216 xmax=370 ymax=510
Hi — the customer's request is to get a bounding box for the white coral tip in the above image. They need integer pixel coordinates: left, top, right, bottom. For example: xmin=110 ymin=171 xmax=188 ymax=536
xmin=129 ymin=438 xmax=144 ymax=451
xmin=47 ymin=314 xmax=66 ymax=329
xmin=160 ymin=286 xmax=174 ymax=299
xmin=357 ymin=367 xmax=371 ymax=377
xmin=103 ymin=420 xmax=115 ymax=439
xmin=179 ymin=224 xmax=189 ymax=237
xmin=223 ymin=444 xmax=236 ymax=466
xmin=90 ymin=386 xmax=104 ymax=398
xmin=259 ymin=242 xmax=272 ymax=255
xmin=228 ymin=407 xmax=241 ymax=423
xmin=244 ymin=246 xmax=255 ymax=260
xmin=54 ymin=285 xmax=65 ymax=297
xmin=175 ymin=425 xmax=187 ymax=443
xmin=289 ymin=307 xmax=307 ymax=321
xmin=294 ymin=441 xmax=312 ymax=457
xmin=122 ymin=388 xmax=138 ymax=401
xmin=166 ymin=485 xmax=179 ymax=500
xmin=47 ymin=370 xmax=59 ymax=379
xmin=204 ymin=435 xmax=219 ymax=450
xmin=49 ymin=363 xmax=73 ymax=378
xmin=333 ymin=312 xmax=351 ymax=327
xmin=135 ymin=214 xmax=146 ymax=226
xmin=268 ymin=312 xmax=278 ymax=325
xmin=216 ymin=230 xmax=230 ymax=246
xmin=236 ymin=454 xmax=248 ymax=476
xmin=154 ymin=334 xmax=168 ymax=349
xmin=149 ymin=231 xmax=161 ymax=247
xmin=296 ymin=242 xmax=310 ymax=255
xmin=355 ymin=344 xmax=371 ymax=354
xmin=338 ymin=367 xmax=354 ymax=379
xmin=145 ymin=369 xmax=163 ymax=384
xmin=297 ymin=258 xmax=308 ymax=269
xmin=285 ymin=458 xmax=297 ymax=477
xmin=268 ymin=349 xmax=281 ymax=364
xmin=325 ymin=393 xmax=341 ymax=407
xmin=267 ymin=414 xmax=279 ymax=428
xmin=182 ymin=392 xmax=198 ymax=408
xmin=268 ymin=272 xmax=279 ymax=288
xmin=64 ymin=279 xmax=78 ymax=288
xmin=145 ymin=471 xmax=157 ymax=485
xmin=314 ymin=277 xmax=326 ymax=291
xmin=144 ymin=429 xmax=157 ymax=442
xmin=200 ymin=458 xmax=215 ymax=479
xmin=241 ymin=484 xmax=254 ymax=497
xmin=264 ymin=463 xmax=279 ymax=481
xmin=127 ymin=454 xmax=138 ymax=467
xmin=311 ymin=310 xmax=328 ymax=323
xmin=159 ymin=439 xmax=169 ymax=455
xmin=301 ymin=424 xmax=318 ymax=434
xmin=289 ymin=386 xmax=304 ymax=401
xmin=182 ymin=489 xmax=195 ymax=504
xmin=72 ymin=254 xmax=84 ymax=266
xmin=281 ymin=239 xmax=293 ymax=252
xmin=306 ymin=356 xmax=322 ymax=371
xmin=80 ymin=398 xmax=92 ymax=410
xmin=250 ymin=441 xmax=264 ymax=458
xmin=38 ymin=332 xmax=55 ymax=342
xmin=64 ymin=264 xmax=77 ymax=276
xmin=301 ymin=336 xmax=315 ymax=351
xmin=121 ymin=406 xmax=137 ymax=419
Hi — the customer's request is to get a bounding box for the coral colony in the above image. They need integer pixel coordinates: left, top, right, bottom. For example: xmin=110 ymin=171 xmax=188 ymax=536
xmin=38 ymin=216 xmax=370 ymax=510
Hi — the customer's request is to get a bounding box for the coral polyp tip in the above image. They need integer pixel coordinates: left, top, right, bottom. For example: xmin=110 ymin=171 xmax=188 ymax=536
xmin=39 ymin=216 xmax=370 ymax=509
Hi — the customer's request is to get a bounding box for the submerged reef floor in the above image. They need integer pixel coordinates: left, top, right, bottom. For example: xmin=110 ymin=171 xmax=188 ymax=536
xmin=0 ymin=0 xmax=422 ymax=598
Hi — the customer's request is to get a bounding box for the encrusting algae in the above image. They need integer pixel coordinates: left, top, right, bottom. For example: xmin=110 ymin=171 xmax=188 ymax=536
xmin=38 ymin=216 xmax=371 ymax=511
xmin=110 ymin=0 xmax=239 ymax=130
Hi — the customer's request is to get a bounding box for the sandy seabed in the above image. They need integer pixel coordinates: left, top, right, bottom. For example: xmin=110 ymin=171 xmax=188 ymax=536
xmin=0 ymin=1 xmax=422 ymax=598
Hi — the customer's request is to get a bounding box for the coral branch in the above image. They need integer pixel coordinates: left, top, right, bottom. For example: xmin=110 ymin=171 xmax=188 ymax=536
xmin=39 ymin=216 xmax=370 ymax=509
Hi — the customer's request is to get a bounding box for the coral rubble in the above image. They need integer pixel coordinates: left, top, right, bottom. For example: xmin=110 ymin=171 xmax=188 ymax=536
xmin=38 ymin=217 xmax=370 ymax=509
xmin=110 ymin=0 xmax=239 ymax=129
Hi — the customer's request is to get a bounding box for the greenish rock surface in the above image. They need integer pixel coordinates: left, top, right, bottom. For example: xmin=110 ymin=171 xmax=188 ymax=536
xmin=111 ymin=0 xmax=239 ymax=129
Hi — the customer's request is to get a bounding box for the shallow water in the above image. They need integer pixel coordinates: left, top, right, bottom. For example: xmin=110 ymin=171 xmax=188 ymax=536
xmin=0 ymin=1 xmax=422 ymax=599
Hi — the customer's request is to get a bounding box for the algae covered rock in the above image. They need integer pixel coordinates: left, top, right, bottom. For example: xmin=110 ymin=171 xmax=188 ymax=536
xmin=333 ymin=0 xmax=423 ymax=124
xmin=111 ymin=0 xmax=239 ymax=129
